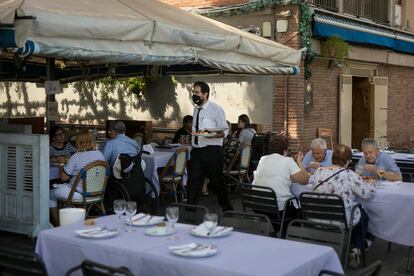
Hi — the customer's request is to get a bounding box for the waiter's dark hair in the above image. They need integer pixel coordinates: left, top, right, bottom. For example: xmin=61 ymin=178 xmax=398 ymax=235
xmin=194 ymin=81 xmax=210 ymax=97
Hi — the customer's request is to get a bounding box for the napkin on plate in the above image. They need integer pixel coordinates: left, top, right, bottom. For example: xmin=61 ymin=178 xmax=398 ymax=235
xmin=192 ymin=223 xmax=233 ymax=237
xmin=169 ymin=243 xmax=216 ymax=257
xmin=130 ymin=213 xmax=164 ymax=225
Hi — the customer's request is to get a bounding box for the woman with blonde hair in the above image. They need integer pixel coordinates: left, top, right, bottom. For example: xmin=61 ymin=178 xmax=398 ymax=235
xmin=49 ymin=131 xmax=106 ymax=226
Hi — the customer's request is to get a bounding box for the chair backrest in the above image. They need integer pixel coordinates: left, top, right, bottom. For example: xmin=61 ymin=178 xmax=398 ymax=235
xmin=240 ymin=184 xmax=281 ymax=220
xmin=286 ymin=219 xmax=345 ymax=263
xmin=170 ymin=203 xmax=208 ymax=225
xmin=81 ymin=160 xmax=110 ymax=196
xmin=239 ymin=143 xmax=252 ymax=169
xmin=300 ymin=192 xmax=349 ymax=230
xmin=221 ymin=211 xmax=271 ymax=236
xmin=65 ymin=259 xmax=133 ymax=276
xmin=159 ymin=148 xmax=188 ymax=179
xmin=133 ymin=132 xmax=144 ymax=147
xmin=250 ymin=133 xmax=271 ymax=164
xmin=317 ymin=128 xmax=334 ymax=150
xmin=354 ymin=260 xmax=382 ymax=276
xmin=0 ymin=248 xmax=48 ymax=276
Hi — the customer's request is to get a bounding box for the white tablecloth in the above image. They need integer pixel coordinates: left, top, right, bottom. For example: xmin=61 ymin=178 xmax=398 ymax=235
xmin=291 ymin=182 xmax=414 ymax=246
xmin=35 ymin=215 xmax=343 ymax=276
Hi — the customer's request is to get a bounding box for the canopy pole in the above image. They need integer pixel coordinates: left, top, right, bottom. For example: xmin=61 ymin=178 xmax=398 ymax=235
xmin=46 ymin=57 xmax=55 ymax=132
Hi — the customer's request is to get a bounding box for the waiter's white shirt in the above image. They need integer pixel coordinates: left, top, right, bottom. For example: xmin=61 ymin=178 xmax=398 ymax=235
xmin=192 ymin=100 xmax=229 ymax=148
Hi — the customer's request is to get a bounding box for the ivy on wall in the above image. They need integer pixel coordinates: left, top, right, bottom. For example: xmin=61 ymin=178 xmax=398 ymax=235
xmin=300 ymin=2 xmax=315 ymax=79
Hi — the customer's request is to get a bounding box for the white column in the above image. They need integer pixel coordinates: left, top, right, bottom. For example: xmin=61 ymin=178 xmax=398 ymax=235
xmin=336 ymin=0 xmax=343 ymax=13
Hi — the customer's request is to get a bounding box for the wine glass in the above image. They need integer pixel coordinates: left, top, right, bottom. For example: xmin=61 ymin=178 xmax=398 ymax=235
xmin=125 ymin=201 xmax=137 ymax=232
xmin=113 ymin=199 xmax=126 ymax=226
xmin=377 ymin=165 xmax=385 ymax=185
xmin=166 ymin=206 xmax=179 ymax=233
xmin=203 ymin=213 xmax=218 ymax=240
xmin=355 ymin=165 xmax=364 ymax=176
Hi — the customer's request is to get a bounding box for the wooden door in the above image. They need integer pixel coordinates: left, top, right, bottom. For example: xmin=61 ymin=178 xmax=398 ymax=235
xmin=352 ymin=77 xmax=371 ymax=150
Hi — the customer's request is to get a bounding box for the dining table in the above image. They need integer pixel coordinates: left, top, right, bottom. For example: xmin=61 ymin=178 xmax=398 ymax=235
xmin=291 ymin=181 xmax=414 ymax=247
xmin=35 ymin=215 xmax=343 ymax=276
xmin=353 ymin=151 xmax=414 ymax=163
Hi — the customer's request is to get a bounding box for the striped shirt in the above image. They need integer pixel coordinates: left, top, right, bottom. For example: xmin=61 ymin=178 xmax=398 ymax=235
xmin=50 ymin=142 xmax=77 ymax=158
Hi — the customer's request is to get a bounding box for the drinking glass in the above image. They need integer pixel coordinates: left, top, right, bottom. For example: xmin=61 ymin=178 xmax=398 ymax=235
xmin=166 ymin=206 xmax=179 ymax=233
xmin=203 ymin=213 xmax=218 ymax=240
xmin=355 ymin=165 xmax=363 ymax=176
xmin=113 ymin=199 xmax=126 ymax=226
xmin=125 ymin=201 xmax=137 ymax=232
xmin=377 ymin=165 xmax=385 ymax=185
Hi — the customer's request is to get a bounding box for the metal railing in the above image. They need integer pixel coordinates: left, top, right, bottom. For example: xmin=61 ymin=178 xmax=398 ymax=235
xmin=343 ymin=0 xmax=389 ymax=23
xmin=306 ymin=0 xmax=337 ymax=11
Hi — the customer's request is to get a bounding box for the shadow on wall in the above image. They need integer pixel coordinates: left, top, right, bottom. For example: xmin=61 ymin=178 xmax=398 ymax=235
xmin=134 ymin=76 xmax=180 ymax=121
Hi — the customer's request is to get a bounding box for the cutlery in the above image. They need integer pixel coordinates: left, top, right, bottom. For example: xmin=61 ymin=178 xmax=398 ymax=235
xmin=179 ymin=244 xmax=208 ymax=254
xmin=131 ymin=214 xmax=147 ymax=223
xmin=145 ymin=215 xmax=153 ymax=224
xmin=211 ymin=227 xmax=229 ymax=236
xmin=82 ymin=227 xmax=118 ymax=235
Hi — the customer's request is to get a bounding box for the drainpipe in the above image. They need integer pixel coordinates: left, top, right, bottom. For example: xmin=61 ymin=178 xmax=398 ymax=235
xmin=284 ymin=75 xmax=289 ymax=135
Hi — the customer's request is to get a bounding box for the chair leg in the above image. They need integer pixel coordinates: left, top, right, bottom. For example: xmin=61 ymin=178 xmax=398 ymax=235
xmin=407 ymin=246 xmax=413 ymax=272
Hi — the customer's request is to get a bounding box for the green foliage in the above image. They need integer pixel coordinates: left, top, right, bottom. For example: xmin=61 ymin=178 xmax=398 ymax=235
xmin=300 ymin=2 xmax=314 ymax=79
xmin=321 ymin=36 xmax=351 ymax=62
xmin=96 ymin=76 xmax=150 ymax=98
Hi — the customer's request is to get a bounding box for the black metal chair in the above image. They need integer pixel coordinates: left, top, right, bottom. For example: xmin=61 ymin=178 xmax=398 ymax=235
xmin=65 ymin=259 xmax=133 ymax=276
xmin=240 ymin=184 xmax=299 ymax=238
xmin=221 ymin=211 xmax=271 ymax=236
xmin=300 ymin=192 xmax=362 ymax=270
xmin=0 ymin=248 xmax=48 ymax=276
xmin=286 ymin=219 xmax=345 ymax=265
xmin=170 ymin=203 xmax=208 ymax=225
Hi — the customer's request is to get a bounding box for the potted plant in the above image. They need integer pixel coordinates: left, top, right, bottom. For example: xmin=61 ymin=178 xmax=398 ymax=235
xmin=321 ymin=36 xmax=351 ymax=65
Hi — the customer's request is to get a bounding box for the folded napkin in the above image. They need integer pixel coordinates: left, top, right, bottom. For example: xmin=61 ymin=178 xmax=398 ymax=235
xmin=130 ymin=213 xmax=164 ymax=225
xmin=169 ymin=243 xmax=217 ymax=257
xmin=192 ymin=223 xmax=233 ymax=237
xmin=75 ymin=227 xmax=117 ymax=238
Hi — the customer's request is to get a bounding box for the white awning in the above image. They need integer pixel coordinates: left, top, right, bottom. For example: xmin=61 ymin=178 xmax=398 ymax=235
xmin=0 ymin=0 xmax=302 ymax=75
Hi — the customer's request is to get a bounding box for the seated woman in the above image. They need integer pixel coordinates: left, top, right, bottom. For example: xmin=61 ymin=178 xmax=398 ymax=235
xmin=49 ymin=131 xmax=106 ymax=226
xmin=312 ymin=144 xmax=376 ymax=268
xmin=253 ymin=136 xmax=308 ymax=217
xmin=49 ymin=126 xmax=77 ymax=163
xmin=237 ymin=114 xmax=256 ymax=144
xmin=222 ymin=121 xmax=240 ymax=171
xmin=173 ymin=115 xmax=192 ymax=144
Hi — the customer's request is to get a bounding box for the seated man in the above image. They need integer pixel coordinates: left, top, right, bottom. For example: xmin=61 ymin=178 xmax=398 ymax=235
xmin=173 ymin=115 xmax=193 ymax=144
xmin=358 ymin=138 xmax=402 ymax=181
xmin=102 ymin=121 xmax=140 ymax=168
xmin=102 ymin=121 xmax=144 ymax=205
xmin=302 ymin=138 xmax=333 ymax=174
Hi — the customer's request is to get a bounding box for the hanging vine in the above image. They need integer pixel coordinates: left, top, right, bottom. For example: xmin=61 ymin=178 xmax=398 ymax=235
xmin=300 ymin=2 xmax=315 ymax=79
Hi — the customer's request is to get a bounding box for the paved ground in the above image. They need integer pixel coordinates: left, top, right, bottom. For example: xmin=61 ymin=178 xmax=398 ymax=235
xmin=0 ymin=192 xmax=412 ymax=275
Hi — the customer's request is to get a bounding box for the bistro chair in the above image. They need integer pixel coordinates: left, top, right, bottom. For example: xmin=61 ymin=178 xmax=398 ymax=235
xmin=300 ymin=192 xmax=363 ymax=270
xmin=170 ymin=203 xmax=208 ymax=225
xmin=354 ymin=260 xmax=382 ymax=276
xmin=59 ymin=160 xmax=110 ymax=218
xmin=287 ymin=219 xmax=345 ymax=266
xmin=0 ymin=247 xmax=48 ymax=276
xmin=240 ymin=184 xmax=299 ymax=238
xmin=65 ymin=259 xmax=133 ymax=276
xmin=133 ymin=132 xmax=145 ymax=147
xmin=159 ymin=147 xmax=188 ymax=203
xmin=221 ymin=211 xmax=272 ymax=236
xmin=317 ymin=128 xmax=334 ymax=150
xmin=224 ymin=143 xmax=252 ymax=190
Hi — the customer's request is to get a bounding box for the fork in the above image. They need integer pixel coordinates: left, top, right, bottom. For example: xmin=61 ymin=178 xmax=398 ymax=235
xmin=179 ymin=244 xmax=208 ymax=254
xmin=145 ymin=215 xmax=153 ymax=224
xmin=83 ymin=227 xmax=117 ymax=235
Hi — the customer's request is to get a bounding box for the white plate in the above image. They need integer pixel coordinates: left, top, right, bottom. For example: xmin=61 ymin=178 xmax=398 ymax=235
xmin=127 ymin=215 xmax=165 ymax=227
xmin=191 ymin=132 xmax=216 ymax=137
xmin=75 ymin=227 xmax=119 ymax=239
xmin=146 ymin=226 xmax=175 ymax=236
xmin=191 ymin=226 xmax=233 ymax=238
xmin=170 ymin=244 xmax=218 ymax=258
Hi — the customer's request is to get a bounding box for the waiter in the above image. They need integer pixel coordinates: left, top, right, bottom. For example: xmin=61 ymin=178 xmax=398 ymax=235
xmin=187 ymin=81 xmax=233 ymax=211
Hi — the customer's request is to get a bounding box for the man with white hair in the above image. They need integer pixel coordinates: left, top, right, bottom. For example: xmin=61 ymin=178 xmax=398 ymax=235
xmin=357 ymin=138 xmax=401 ymax=181
xmin=302 ymin=138 xmax=333 ymax=173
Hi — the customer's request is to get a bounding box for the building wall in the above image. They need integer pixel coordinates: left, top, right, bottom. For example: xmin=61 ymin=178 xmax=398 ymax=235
xmin=161 ymin=0 xmax=247 ymax=8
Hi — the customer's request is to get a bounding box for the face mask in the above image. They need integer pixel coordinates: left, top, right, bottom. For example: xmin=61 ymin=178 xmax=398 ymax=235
xmin=192 ymin=94 xmax=203 ymax=106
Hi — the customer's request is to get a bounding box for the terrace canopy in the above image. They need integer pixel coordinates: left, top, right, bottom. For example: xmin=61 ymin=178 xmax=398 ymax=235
xmin=0 ymin=0 xmax=302 ymax=83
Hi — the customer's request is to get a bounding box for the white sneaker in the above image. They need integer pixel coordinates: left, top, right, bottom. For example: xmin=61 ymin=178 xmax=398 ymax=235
xmin=349 ymin=248 xmax=361 ymax=269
